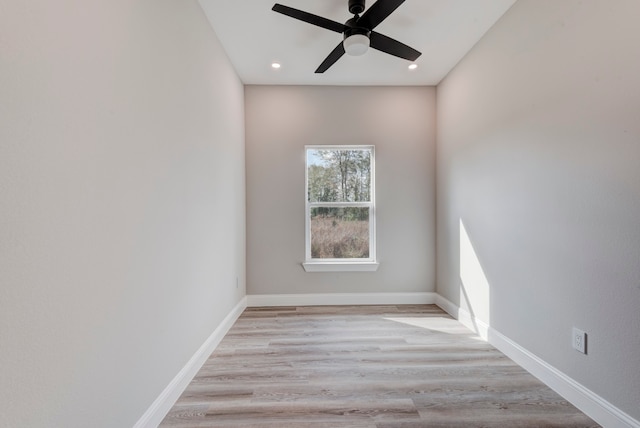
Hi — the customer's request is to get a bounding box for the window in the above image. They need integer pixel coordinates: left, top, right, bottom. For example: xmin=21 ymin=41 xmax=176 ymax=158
xmin=303 ymin=146 xmax=378 ymax=272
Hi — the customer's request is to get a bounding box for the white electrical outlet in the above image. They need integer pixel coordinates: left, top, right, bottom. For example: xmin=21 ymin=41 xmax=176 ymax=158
xmin=572 ymin=328 xmax=587 ymax=354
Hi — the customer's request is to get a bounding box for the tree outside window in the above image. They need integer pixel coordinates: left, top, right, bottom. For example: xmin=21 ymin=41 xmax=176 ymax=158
xmin=305 ymin=146 xmax=375 ymax=262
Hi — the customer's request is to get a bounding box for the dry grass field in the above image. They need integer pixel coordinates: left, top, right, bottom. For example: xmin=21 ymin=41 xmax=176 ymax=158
xmin=311 ymin=216 xmax=369 ymax=258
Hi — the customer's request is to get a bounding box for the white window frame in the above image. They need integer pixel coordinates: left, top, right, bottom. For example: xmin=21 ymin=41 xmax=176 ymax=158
xmin=303 ymin=145 xmax=379 ymax=272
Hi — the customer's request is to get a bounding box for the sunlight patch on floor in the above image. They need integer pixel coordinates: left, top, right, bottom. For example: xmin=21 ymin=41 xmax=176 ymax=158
xmin=384 ymin=316 xmax=482 ymax=340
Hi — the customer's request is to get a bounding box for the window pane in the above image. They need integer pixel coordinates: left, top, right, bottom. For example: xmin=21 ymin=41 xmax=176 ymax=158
xmin=310 ymin=207 xmax=369 ymax=259
xmin=307 ymin=149 xmax=371 ymax=202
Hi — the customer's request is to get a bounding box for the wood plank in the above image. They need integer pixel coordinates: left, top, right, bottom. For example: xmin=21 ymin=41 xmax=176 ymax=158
xmin=160 ymin=305 xmax=599 ymax=427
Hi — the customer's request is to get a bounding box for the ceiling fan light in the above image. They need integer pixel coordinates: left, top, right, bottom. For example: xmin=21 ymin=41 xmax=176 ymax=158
xmin=343 ymin=34 xmax=369 ymax=56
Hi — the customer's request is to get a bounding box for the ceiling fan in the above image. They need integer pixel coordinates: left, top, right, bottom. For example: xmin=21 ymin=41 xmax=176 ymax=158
xmin=272 ymin=0 xmax=422 ymax=73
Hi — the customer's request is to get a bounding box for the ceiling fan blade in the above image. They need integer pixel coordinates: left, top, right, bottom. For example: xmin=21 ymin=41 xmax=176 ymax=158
xmin=272 ymin=4 xmax=346 ymax=33
xmin=315 ymin=42 xmax=346 ymax=73
xmin=357 ymin=0 xmax=405 ymax=30
xmin=370 ymin=31 xmax=421 ymax=61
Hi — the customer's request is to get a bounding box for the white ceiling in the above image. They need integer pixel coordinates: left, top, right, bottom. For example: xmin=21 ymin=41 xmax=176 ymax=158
xmin=198 ymin=0 xmax=516 ymax=86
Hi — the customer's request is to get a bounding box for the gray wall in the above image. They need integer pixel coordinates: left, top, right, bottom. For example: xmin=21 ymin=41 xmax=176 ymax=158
xmin=437 ymin=0 xmax=640 ymax=420
xmin=245 ymin=86 xmax=436 ymax=295
xmin=0 ymin=1 xmax=245 ymax=427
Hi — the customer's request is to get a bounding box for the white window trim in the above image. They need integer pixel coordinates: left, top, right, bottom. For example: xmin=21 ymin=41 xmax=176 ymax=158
xmin=303 ymin=145 xmax=377 ymax=272
xmin=302 ymin=261 xmax=379 ymax=272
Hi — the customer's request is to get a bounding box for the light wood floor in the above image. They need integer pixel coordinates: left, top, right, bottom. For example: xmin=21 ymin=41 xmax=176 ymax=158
xmin=160 ymin=305 xmax=599 ymax=427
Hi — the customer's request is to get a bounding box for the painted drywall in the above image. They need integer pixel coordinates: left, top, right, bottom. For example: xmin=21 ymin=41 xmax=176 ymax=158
xmin=245 ymin=86 xmax=435 ymax=295
xmin=0 ymin=1 xmax=245 ymax=427
xmin=437 ymin=0 xmax=640 ymax=421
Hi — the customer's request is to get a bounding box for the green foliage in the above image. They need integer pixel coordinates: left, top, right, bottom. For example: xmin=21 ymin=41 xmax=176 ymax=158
xmin=310 ymin=207 xmax=369 ymax=222
xmin=308 ymin=149 xmax=371 ymax=202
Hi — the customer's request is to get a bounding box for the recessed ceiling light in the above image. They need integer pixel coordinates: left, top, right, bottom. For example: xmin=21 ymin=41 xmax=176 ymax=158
xmin=271 ymin=62 xmax=281 ymax=69
xmin=408 ymin=63 xmax=418 ymax=70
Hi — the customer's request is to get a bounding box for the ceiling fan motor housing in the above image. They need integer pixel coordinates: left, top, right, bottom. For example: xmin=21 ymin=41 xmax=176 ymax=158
xmin=344 ymin=16 xmax=370 ymax=38
xmin=343 ymin=16 xmax=370 ymax=56
xmin=344 ymin=27 xmax=370 ymax=40
xmin=348 ymin=0 xmax=365 ymax=15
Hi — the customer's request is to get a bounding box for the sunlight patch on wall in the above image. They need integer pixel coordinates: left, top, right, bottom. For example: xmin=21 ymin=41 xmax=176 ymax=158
xmin=459 ymin=219 xmax=491 ymax=335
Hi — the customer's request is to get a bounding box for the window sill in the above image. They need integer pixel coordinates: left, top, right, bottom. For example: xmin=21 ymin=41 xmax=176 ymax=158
xmin=302 ymin=261 xmax=379 ymax=273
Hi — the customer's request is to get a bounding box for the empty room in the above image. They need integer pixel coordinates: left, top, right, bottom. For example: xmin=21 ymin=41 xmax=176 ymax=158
xmin=1 ymin=0 xmax=638 ymax=427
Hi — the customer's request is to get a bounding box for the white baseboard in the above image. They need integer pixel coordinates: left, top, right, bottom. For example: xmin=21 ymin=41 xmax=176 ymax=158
xmin=434 ymin=295 xmax=640 ymax=428
xmin=434 ymin=294 xmax=490 ymax=340
xmin=489 ymin=327 xmax=639 ymax=428
xmin=246 ymin=292 xmax=437 ymax=307
xmin=133 ymin=293 xmax=639 ymax=428
xmin=133 ymin=297 xmax=247 ymax=428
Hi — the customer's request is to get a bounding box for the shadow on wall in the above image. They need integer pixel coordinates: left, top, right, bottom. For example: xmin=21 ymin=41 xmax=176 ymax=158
xmin=459 ymin=218 xmax=491 ymax=338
